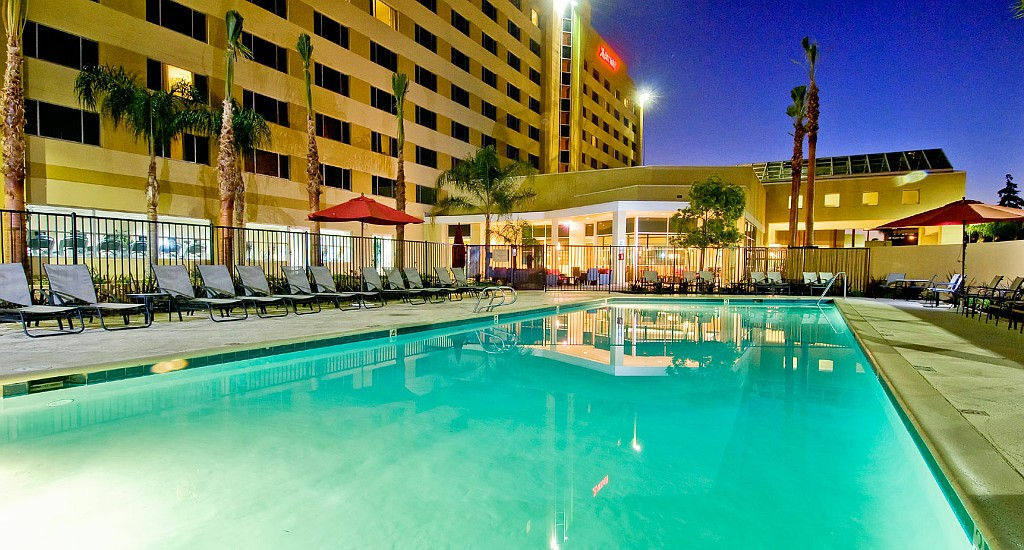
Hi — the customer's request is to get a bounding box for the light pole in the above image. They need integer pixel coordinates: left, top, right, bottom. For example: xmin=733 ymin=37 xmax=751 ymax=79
xmin=635 ymin=88 xmax=654 ymax=165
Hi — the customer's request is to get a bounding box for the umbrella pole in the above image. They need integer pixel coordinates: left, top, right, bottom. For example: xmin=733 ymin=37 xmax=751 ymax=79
xmin=960 ymin=222 xmax=967 ymax=306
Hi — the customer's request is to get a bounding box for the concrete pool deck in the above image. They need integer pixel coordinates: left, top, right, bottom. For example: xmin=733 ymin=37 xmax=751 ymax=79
xmin=1 ymin=293 xmax=1022 ymax=547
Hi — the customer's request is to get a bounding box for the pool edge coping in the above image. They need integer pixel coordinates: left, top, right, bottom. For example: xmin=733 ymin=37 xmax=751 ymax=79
xmin=835 ymin=298 xmax=1024 ymax=550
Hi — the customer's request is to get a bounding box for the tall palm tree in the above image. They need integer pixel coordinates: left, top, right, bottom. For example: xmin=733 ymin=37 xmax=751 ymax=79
xmin=786 ymin=85 xmax=807 ymax=248
xmin=1 ymin=0 xmax=27 ymax=271
xmin=1015 ymin=1 xmax=1024 ymax=18
xmin=801 ymin=37 xmax=820 ymax=247
xmin=391 ymin=73 xmax=409 ymax=249
xmin=297 ymin=33 xmax=322 ymax=264
xmin=435 ymin=146 xmax=537 ymax=276
xmin=216 ymin=10 xmax=252 ymax=264
xmin=74 ymin=65 xmax=207 ymax=259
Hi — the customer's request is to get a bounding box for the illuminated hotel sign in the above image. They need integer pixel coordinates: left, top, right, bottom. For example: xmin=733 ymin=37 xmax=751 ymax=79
xmin=598 ymin=45 xmax=620 ymax=71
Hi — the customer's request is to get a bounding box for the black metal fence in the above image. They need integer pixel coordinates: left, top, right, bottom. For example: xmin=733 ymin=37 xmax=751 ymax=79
xmin=1 ymin=209 xmax=872 ymax=300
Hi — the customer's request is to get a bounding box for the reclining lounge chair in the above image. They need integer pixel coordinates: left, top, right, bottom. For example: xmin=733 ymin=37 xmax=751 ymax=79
xmin=403 ymin=267 xmax=449 ymax=303
xmin=309 ymin=265 xmax=382 ymax=309
xmin=362 ymin=267 xmax=421 ymax=304
xmin=44 ymin=264 xmax=151 ymax=330
xmin=197 ymin=264 xmax=288 ymax=318
xmin=284 ymin=266 xmax=360 ymax=310
xmin=237 ymin=265 xmax=320 ymax=315
xmin=152 ymin=264 xmax=248 ymax=322
xmin=434 ymin=267 xmax=475 ymax=300
xmin=0 ymin=263 xmax=84 ymax=337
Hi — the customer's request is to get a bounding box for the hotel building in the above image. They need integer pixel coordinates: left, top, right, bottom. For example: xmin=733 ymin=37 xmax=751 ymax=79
xmin=9 ymin=0 xmax=640 ymax=242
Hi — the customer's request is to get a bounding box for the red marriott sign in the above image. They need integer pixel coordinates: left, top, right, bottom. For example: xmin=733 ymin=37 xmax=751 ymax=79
xmin=598 ymin=45 xmax=620 ymax=71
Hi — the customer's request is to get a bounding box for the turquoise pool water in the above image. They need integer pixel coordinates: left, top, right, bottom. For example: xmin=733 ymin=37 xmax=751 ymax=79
xmin=0 ymin=303 xmax=969 ymax=549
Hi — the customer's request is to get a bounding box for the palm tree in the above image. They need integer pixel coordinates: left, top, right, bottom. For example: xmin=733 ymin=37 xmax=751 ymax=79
xmin=1 ymin=0 xmax=27 ymax=271
xmin=435 ymin=146 xmax=537 ymax=276
xmin=215 ymin=10 xmax=252 ymax=264
xmin=297 ymin=33 xmax=322 ymax=264
xmin=391 ymin=73 xmax=409 ymax=250
xmin=1015 ymin=1 xmax=1024 ymax=18
xmin=786 ymin=85 xmax=807 ymax=248
xmin=801 ymin=37 xmax=820 ymax=247
xmin=74 ymin=65 xmax=207 ymax=260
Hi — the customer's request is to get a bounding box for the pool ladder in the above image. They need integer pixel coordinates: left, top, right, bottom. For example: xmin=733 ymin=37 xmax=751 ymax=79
xmin=474 ymin=286 xmax=518 ymax=313
xmin=477 ymin=326 xmax=519 ymax=354
xmin=815 ymin=272 xmax=847 ymax=306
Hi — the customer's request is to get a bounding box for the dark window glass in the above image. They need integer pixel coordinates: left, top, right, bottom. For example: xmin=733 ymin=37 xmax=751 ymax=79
xmin=417 ymin=0 xmax=437 ymax=12
xmin=370 ymin=87 xmax=396 ymax=113
xmin=182 ymin=134 xmax=210 ymax=164
xmin=194 ymin=74 xmax=209 ymax=102
xmin=314 ymin=12 xmax=349 ymax=48
xmin=414 ymin=25 xmax=437 ymax=52
xmin=507 ymin=20 xmax=520 ymax=40
xmin=146 ymin=59 xmax=162 ymax=90
xmin=245 ymin=149 xmax=290 ymax=179
xmin=243 ymin=90 xmax=289 ymax=127
xmin=320 ymin=164 xmax=352 ymax=190
xmin=506 ymin=114 xmax=520 ymax=132
xmin=146 ymin=0 xmax=206 ymax=42
xmin=559 ymin=150 xmax=570 ymax=163
xmin=415 ymin=146 xmax=438 ymax=168
xmin=528 ymin=153 xmax=539 ymax=169
xmin=529 ymin=39 xmax=540 ymax=56
xmin=451 ymin=10 xmax=470 ymax=35
xmin=507 ymin=52 xmax=521 ymax=71
xmin=451 ymin=48 xmax=470 ymax=71
xmin=481 ymin=67 xmax=497 ymax=88
xmin=316 ymin=113 xmax=350 ymax=143
xmin=242 ymin=32 xmax=287 ymax=72
xmin=451 ymin=85 xmax=470 ymax=107
xmin=482 ymin=0 xmax=497 ymax=21
xmin=416 ymin=184 xmax=437 ymax=205
xmin=481 ymin=33 xmax=497 ymax=54
xmin=24 ymin=22 xmax=98 ymax=69
xmin=529 ymin=97 xmax=540 ymax=113
xmin=247 ymin=0 xmax=287 ymax=18
xmin=481 ymin=101 xmax=496 ymax=120
xmin=372 ymin=175 xmax=397 ymax=198
xmin=451 ymin=121 xmax=470 ymax=142
xmin=528 ymin=126 xmax=539 ymax=141
xmin=481 ymin=134 xmax=495 ymax=148
xmin=415 ymin=106 xmax=437 ymax=130
xmin=506 ymin=144 xmax=519 ymax=161
xmin=25 ymin=99 xmax=100 ymax=145
xmin=506 ymin=83 xmax=520 ymax=101
xmin=414 ymin=66 xmax=437 ymax=92
xmin=369 ymin=42 xmax=398 ymax=71
xmin=510 ymin=0 xmax=521 ymax=8
xmin=315 ymin=63 xmax=349 ymax=96
xmin=529 ymin=67 xmax=540 ymax=84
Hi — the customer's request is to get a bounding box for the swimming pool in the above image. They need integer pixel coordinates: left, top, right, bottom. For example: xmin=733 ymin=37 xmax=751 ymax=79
xmin=0 ymin=301 xmax=970 ymax=548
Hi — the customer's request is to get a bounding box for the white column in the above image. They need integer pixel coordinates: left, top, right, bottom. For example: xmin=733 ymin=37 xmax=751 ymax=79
xmin=612 ymin=210 xmax=626 ymax=285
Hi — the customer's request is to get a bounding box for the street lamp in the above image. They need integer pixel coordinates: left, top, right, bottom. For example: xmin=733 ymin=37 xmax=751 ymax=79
xmin=635 ymin=88 xmax=655 ymax=165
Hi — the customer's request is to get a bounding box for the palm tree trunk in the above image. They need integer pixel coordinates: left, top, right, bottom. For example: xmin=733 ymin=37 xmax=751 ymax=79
xmin=484 ymin=212 xmax=491 ymax=281
xmin=788 ymin=126 xmax=804 ymax=248
xmin=233 ymin=161 xmax=246 ymax=265
xmin=803 ymin=81 xmax=819 ymax=247
xmin=216 ymin=97 xmax=237 ymax=269
xmin=305 ymin=115 xmax=322 ymax=266
xmin=2 ymin=29 xmax=27 ymax=272
xmin=395 ymin=138 xmax=406 ymax=269
xmin=146 ymin=153 xmax=159 ymax=262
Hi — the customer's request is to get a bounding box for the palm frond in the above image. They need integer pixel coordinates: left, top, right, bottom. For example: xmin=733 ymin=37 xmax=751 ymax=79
xmin=1016 ymin=1 xmax=1024 ymax=18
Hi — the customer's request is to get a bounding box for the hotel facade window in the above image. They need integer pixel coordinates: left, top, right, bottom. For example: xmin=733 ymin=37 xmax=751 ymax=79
xmin=862 ymin=191 xmax=879 ymax=206
xmin=415 ymin=146 xmax=438 ymax=168
xmin=321 ymin=164 xmax=352 ymax=190
xmin=415 ymin=66 xmax=437 ymax=92
xmin=243 ymin=90 xmax=288 ymax=127
xmin=248 ymin=0 xmax=286 ymax=18
xmin=370 ymin=42 xmax=398 ymax=71
xmin=372 ymin=175 xmax=397 ymax=198
xmin=245 ymin=149 xmax=290 ymax=179
xmin=242 ymin=32 xmax=287 ymax=73
xmin=315 ymin=114 xmax=350 ymax=144
xmin=24 ymin=22 xmax=98 ymax=69
xmin=373 ymin=0 xmax=399 ymax=30
xmin=25 ymin=99 xmax=100 ymax=145
xmin=414 ymin=25 xmax=437 ymax=52
xmin=146 ymin=0 xmax=206 ymax=42
xmin=315 ymin=63 xmax=349 ymax=96
xmin=313 ymin=12 xmax=348 ymax=48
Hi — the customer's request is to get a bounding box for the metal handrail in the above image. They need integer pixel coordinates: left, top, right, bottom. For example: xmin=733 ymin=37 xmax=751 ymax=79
xmin=816 ymin=272 xmax=847 ymax=306
xmin=474 ymin=286 xmax=518 ymax=312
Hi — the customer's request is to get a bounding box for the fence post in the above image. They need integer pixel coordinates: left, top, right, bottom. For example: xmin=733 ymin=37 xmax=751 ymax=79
xmin=70 ymin=211 xmax=78 ymax=264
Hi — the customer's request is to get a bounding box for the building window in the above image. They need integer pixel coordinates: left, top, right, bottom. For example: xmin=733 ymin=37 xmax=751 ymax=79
xmin=482 ymin=33 xmax=497 ymax=55
xmin=243 ymin=90 xmax=289 ymax=127
xmin=788 ymin=195 xmax=805 ymax=209
xmin=823 ymin=193 xmax=840 ymax=207
xmin=182 ymin=134 xmax=209 ymax=164
xmin=146 ymin=0 xmax=206 ymax=42
xmin=25 ymin=99 xmax=100 ymax=145
xmin=417 ymin=0 xmax=437 ymax=13
xmin=369 ymin=42 xmax=398 ymax=71
xmin=415 ymin=146 xmax=438 ymax=168
xmin=451 ymin=121 xmax=470 ymax=142
xmin=451 ymin=10 xmax=470 ymax=35
xmin=482 ymin=0 xmax=497 ymax=20
xmin=242 ymin=32 xmax=287 ymax=73
xmin=862 ymin=191 xmax=879 ymax=206
xmin=902 ymin=190 xmax=920 ymax=205
xmin=370 ymin=87 xmax=396 ymax=113
xmin=506 ymin=144 xmax=519 ymax=161
xmin=414 ymin=66 xmax=437 ymax=92
xmin=372 ymin=175 xmax=396 ymax=198
xmin=506 ymin=83 xmax=520 ymax=101
xmin=528 ymin=153 xmax=539 ymax=168
xmin=507 ymin=20 xmax=520 ymax=40
xmin=481 ymin=134 xmax=496 ymax=148
xmin=371 ymin=131 xmax=398 ymax=157
xmin=314 ymin=63 xmax=349 ymax=96
xmin=373 ymin=0 xmax=399 ymax=30
xmin=528 ymin=126 xmax=539 ymax=141
xmin=416 ymin=184 xmax=437 ymax=205
xmin=245 ymin=149 xmax=290 ymax=179
xmin=451 ymin=84 xmax=470 ymax=107
xmin=482 ymin=100 xmax=497 ymax=120
xmin=529 ymin=97 xmax=540 ymax=113
xmin=247 ymin=0 xmax=286 ymax=18
xmin=316 ymin=113 xmax=350 ymax=143
xmin=451 ymin=48 xmax=470 ymax=71
xmin=529 ymin=68 xmax=540 ymax=85
xmin=414 ymin=25 xmax=437 ymax=52
xmin=415 ymin=106 xmax=437 ymax=130
xmin=313 ymin=12 xmax=348 ymax=48
xmin=530 ymin=9 xmax=539 ymax=26
xmin=24 ymin=22 xmax=98 ymax=70
xmin=529 ymin=38 xmax=540 ymax=56
xmin=482 ymin=67 xmax=497 ymax=88
xmin=506 ymin=114 xmax=520 ymax=132
xmin=321 ymin=164 xmax=352 ymax=190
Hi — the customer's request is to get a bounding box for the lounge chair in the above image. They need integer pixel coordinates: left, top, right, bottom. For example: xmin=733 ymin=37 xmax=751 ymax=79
xmin=962 ymin=275 xmax=1003 ymax=317
xmin=698 ymin=270 xmax=716 ymax=293
xmin=237 ymin=265 xmax=320 ymax=315
xmin=0 ymin=263 xmax=84 ymax=337
xmin=923 ymin=274 xmax=963 ymax=307
xmin=43 ymin=264 xmax=152 ymax=330
xmin=386 ymin=268 xmax=431 ymax=304
xmin=433 ymin=267 xmax=475 ymax=299
xmin=983 ymin=276 xmax=1023 ymax=324
xmin=362 ymin=267 xmax=420 ymax=304
xmin=681 ymin=271 xmax=699 ymax=294
xmin=641 ymin=270 xmax=665 ymax=293
xmin=283 ymin=266 xmax=360 ymax=310
xmin=197 ymin=264 xmax=288 ymax=318
xmin=403 ymin=267 xmax=450 ymax=303
xmin=766 ymin=272 xmax=791 ymax=294
xmin=452 ymin=267 xmax=487 ymax=294
xmin=309 ymin=266 xmax=382 ymax=309
xmin=152 ymin=264 xmax=248 ymax=322
xmin=813 ymin=272 xmax=836 ymax=295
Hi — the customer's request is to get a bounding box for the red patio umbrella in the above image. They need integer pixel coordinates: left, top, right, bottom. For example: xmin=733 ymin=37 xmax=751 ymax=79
xmin=876 ymin=198 xmax=1024 ymax=291
xmin=309 ymin=194 xmax=423 ymax=237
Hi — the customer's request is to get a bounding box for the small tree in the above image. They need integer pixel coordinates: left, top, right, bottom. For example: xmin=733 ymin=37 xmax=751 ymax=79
xmin=297 ymin=33 xmax=323 ymax=264
xmin=670 ymin=176 xmax=746 ymax=269
xmin=997 ymin=173 xmax=1024 ymax=208
xmin=392 ymin=73 xmax=409 ymax=249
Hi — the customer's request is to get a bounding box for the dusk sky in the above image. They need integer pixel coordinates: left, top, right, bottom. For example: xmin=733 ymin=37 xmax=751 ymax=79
xmin=590 ymin=0 xmax=1024 ymax=200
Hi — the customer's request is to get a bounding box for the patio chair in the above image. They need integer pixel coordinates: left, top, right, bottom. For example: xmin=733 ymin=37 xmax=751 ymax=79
xmin=386 ymin=268 xmax=431 ymax=304
xmin=681 ymin=271 xmax=699 ymax=294
xmin=237 ymin=265 xmax=320 ymax=315
xmin=452 ymin=267 xmax=490 ymax=292
xmin=309 ymin=265 xmax=382 ymax=309
xmin=962 ymin=275 xmax=1003 ymax=318
xmin=698 ymin=270 xmax=717 ymax=294
xmin=403 ymin=267 xmax=450 ymax=303
xmin=362 ymin=267 xmax=420 ymax=304
xmin=283 ymin=266 xmax=361 ymax=310
xmin=923 ymin=273 xmax=963 ymax=307
xmin=0 ymin=263 xmax=84 ymax=337
xmin=43 ymin=264 xmax=152 ymax=330
xmin=152 ymin=264 xmax=248 ymax=322
xmin=766 ymin=272 xmax=791 ymax=295
xmin=983 ymin=276 xmax=1023 ymax=325
xmin=197 ymin=264 xmax=288 ymax=318
xmin=641 ymin=270 xmax=665 ymax=293
xmin=812 ymin=272 xmax=835 ymax=295
xmin=434 ymin=267 xmax=475 ymax=299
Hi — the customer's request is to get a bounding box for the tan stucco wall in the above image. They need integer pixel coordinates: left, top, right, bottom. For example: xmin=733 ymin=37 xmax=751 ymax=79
xmin=869 ymin=240 xmax=1024 ymax=286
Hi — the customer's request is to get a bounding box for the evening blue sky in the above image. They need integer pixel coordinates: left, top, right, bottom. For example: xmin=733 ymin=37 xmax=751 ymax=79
xmin=590 ymin=0 xmax=1024 ymax=199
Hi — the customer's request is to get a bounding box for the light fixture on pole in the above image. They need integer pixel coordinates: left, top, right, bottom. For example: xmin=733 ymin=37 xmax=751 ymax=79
xmin=635 ymin=88 xmax=655 ymax=166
